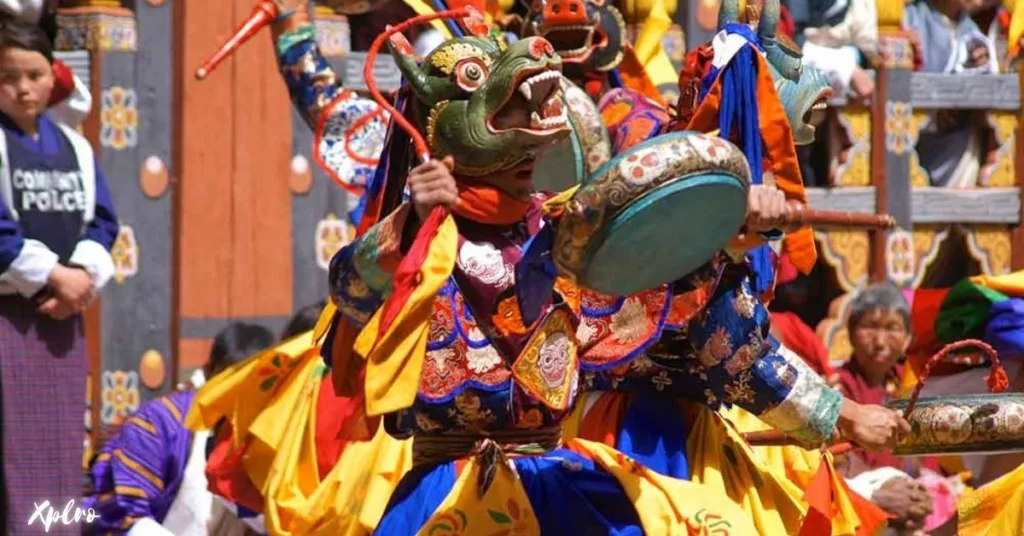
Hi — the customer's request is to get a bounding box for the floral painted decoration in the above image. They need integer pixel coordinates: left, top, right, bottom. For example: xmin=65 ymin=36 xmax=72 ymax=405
xmin=100 ymin=87 xmax=139 ymax=150
xmin=100 ymin=370 xmax=141 ymax=425
xmin=111 ymin=224 xmax=139 ymax=283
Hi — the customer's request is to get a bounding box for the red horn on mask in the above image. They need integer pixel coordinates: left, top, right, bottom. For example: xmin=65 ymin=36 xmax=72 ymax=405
xmin=195 ymin=1 xmax=280 ymax=81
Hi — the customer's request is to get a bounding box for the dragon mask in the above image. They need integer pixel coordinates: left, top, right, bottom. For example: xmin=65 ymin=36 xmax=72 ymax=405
xmin=389 ymin=32 xmax=572 ymax=176
xmin=771 ymin=62 xmax=831 ymax=146
xmin=521 ymin=0 xmax=626 ymax=74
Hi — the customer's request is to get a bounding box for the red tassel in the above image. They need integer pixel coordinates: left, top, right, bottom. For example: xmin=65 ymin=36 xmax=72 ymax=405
xmin=986 ymin=365 xmax=1010 ymax=393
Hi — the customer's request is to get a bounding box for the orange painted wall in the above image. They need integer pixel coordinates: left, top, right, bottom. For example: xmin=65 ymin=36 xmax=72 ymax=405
xmin=176 ymin=0 xmax=294 ymax=367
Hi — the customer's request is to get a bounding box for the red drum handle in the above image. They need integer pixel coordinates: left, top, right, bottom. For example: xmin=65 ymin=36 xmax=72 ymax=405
xmin=901 ymin=339 xmax=1007 ymax=419
xmin=742 ymin=340 xmax=1009 ymax=450
xmin=195 ymin=1 xmax=279 ymax=80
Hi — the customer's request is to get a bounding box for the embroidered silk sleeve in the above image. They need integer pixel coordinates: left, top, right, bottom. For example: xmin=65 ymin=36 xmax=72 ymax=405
xmin=276 ymin=23 xmax=346 ymax=130
xmin=649 ymin=272 xmax=842 ymax=445
xmin=328 ymin=204 xmax=411 ymax=328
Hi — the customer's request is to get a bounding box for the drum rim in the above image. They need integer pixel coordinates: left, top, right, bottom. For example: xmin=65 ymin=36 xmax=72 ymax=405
xmin=887 ymin=393 xmax=1024 ymax=408
xmin=891 ymin=442 xmax=1024 ymax=456
xmin=582 ymin=130 xmax=702 ymax=186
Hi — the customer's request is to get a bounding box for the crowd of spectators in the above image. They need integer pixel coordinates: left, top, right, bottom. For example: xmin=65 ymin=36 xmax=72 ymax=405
xmin=779 ymin=0 xmax=1010 ymax=188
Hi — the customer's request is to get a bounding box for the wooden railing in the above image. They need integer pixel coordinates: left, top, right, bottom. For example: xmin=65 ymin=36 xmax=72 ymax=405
xmin=806 ymin=63 xmax=1023 ymax=358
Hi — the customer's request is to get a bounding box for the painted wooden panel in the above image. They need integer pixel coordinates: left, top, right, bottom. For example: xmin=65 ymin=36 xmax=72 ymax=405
xmin=96 ymin=49 xmax=146 ymax=416
xmin=227 ymin=0 xmax=293 ymax=318
xmin=176 ymin=0 xmax=296 ymax=372
xmin=177 ymin=0 xmax=236 ymax=321
xmin=129 ymin=0 xmax=173 ymax=397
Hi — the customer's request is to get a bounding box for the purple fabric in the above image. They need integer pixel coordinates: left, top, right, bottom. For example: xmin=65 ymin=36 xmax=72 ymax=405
xmin=0 ymin=296 xmax=86 ymax=535
xmin=450 ymin=195 xmax=549 ymax=360
xmin=983 ymin=297 xmax=1024 ymax=360
xmin=82 ymin=390 xmax=195 ymax=533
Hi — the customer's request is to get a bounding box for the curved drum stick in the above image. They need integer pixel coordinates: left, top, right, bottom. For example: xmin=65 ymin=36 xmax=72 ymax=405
xmin=195 ymin=1 xmax=280 ymax=81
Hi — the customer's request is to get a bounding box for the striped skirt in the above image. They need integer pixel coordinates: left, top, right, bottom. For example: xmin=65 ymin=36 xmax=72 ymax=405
xmin=0 ymin=296 xmax=86 ymax=536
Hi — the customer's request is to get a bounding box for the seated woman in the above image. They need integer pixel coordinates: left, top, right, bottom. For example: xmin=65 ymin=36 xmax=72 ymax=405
xmin=836 ymin=282 xmax=967 ymax=534
xmin=83 ymin=322 xmax=277 ymax=535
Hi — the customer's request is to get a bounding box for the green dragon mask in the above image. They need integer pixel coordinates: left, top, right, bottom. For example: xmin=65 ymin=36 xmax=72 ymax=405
xmin=388 ymin=32 xmax=572 ymax=177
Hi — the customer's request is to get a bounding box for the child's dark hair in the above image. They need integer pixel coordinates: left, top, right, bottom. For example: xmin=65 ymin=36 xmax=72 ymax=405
xmin=207 ymin=322 xmax=276 ymax=376
xmin=0 ymin=18 xmax=53 ymax=64
xmin=280 ymin=300 xmax=327 ymax=341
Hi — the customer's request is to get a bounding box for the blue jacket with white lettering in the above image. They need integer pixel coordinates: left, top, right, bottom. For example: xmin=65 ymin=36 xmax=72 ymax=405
xmin=0 ymin=112 xmax=118 ymax=299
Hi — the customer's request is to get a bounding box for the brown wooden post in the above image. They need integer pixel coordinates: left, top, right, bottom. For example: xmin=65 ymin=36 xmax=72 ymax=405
xmin=871 ymin=3 xmax=914 ymax=284
xmin=1012 ymin=62 xmax=1024 ymax=270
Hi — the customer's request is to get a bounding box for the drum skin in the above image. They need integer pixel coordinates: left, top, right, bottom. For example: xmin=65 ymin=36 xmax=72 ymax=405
xmin=553 ymin=130 xmax=750 ymax=295
xmin=534 ymin=78 xmax=612 ymax=192
xmin=888 ymin=394 xmax=1024 ymax=456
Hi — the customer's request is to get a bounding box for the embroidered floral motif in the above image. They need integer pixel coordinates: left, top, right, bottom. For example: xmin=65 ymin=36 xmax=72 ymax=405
xmin=694 ymin=508 xmax=733 ymax=535
xmin=415 ymin=411 xmax=445 ymax=432
xmin=724 ymin=332 xmax=767 ymax=376
xmin=560 ymin=459 xmax=584 ymax=471
xmin=578 ymin=288 xmax=672 ymax=369
xmin=345 ymin=276 xmax=371 ymax=299
xmin=732 ymin=283 xmax=756 ymax=319
xmin=724 ymin=370 xmax=756 ymax=404
xmin=255 ymin=352 xmax=303 ymax=393
xmin=449 ymin=392 xmax=497 ymax=431
xmin=421 ymin=289 xmax=512 ymax=401
xmin=575 ymin=319 xmax=598 ymax=347
xmin=628 ymin=355 xmax=656 ymax=374
xmin=704 ymin=388 xmax=718 ymax=406
xmin=430 ymin=348 xmax=457 ymax=373
xmin=699 ymin=326 xmax=733 ymax=368
xmin=651 ymin=371 xmax=673 ymax=391
xmin=609 ymin=297 xmax=647 ymax=343
xmin=467 ymin=345 xmax=503 ymax=374
xmin=769 ymin=359 xmax=798 ymax=388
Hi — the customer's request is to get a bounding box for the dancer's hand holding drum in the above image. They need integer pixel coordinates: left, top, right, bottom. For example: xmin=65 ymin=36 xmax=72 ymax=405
xmin=836 ymin=399 xmax=912 ymax=451
xmin=744 ymin=184 xmax=788 ymax=234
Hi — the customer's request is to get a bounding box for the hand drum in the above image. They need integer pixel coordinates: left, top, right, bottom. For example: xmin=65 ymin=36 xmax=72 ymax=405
xmin=552 ymin=131 xmax=750 ymax=295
